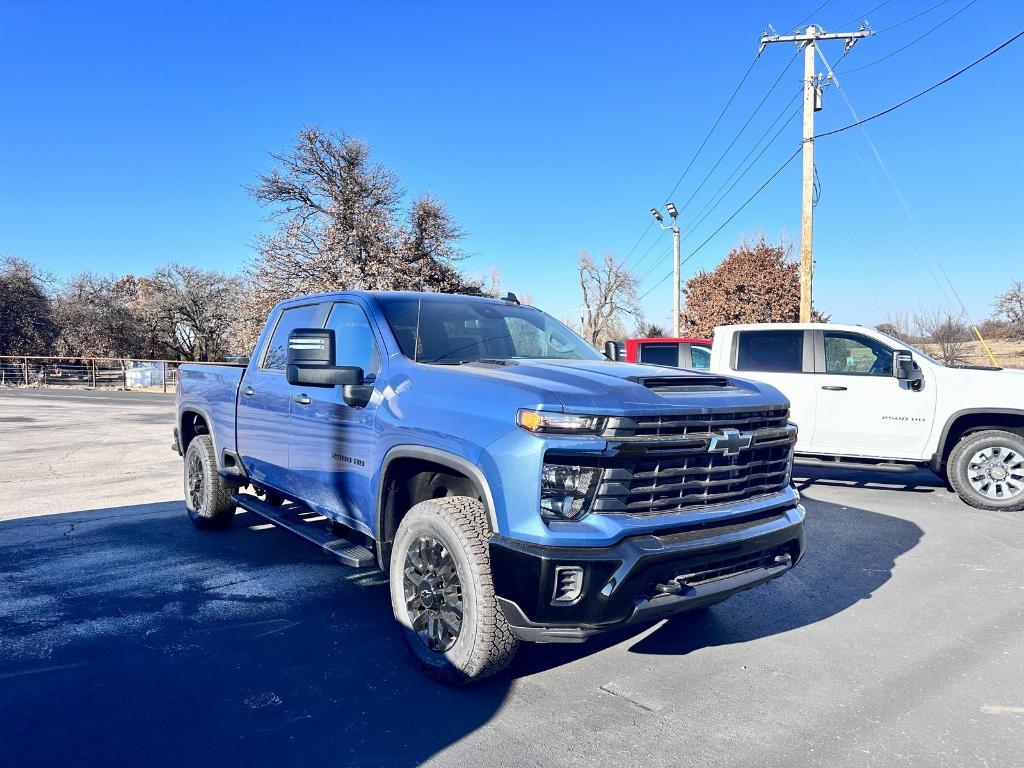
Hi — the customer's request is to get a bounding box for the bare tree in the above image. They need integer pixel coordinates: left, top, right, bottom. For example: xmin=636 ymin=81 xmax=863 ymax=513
xmin=638 ymin=322 xmax=668 ymax=338
xmin=0 ymin=257 xmax=58 ymax=355
xmin=241 ymin=127 xmax=482 ymax=350
xmin=915 ymin=310 xmax=971 ymax=366
xmin=140 ymin=264 xmax=243 ymax=361
xmin=876 ymin=311 xmax=915 ymax=343
xmin=577 ymin=251 xmax=641 ymax=346
xmin=993 ymin=282 xmax=1024 ymax=340
xmin=52 ymin=273 xmax=146 ymax=358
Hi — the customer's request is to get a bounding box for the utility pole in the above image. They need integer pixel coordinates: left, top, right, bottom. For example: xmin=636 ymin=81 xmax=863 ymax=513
xmin=651 ymin=202 xmax=681 ymax=336
xmin=759 ymin=24 xmax=872 ymax=321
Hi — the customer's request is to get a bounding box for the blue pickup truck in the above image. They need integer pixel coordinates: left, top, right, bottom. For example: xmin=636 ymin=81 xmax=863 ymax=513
xmin=174 ymin=291 xmax=805 ymax=683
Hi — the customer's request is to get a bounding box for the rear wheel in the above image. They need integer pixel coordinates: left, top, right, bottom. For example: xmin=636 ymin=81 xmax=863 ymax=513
xmin=948 ymin=430 xmax=1024 ymax=511
xmin=389 ymin=497 xmax=519 ymax=684
xmin=184 ymin=434 xmax=237 ymax=529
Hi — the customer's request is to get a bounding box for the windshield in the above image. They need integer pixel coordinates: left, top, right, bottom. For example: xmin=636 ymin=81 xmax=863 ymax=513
xmin=377 ymin=297 xmax=604 ymax=364
xmin=872 ymin=329 xmax=943 ymax=366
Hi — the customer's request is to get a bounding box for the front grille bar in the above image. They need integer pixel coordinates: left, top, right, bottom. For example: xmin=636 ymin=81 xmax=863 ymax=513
xmin=592 ymin=415 xmax=796 ymax=517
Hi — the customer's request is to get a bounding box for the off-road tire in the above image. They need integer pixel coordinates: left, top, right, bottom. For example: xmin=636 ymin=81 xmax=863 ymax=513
xmin=390 ymin=496 xmax=519 ymax=685
xmin=184 ymin=434 xmax=237 ymax=529
xmin=948 ymin=429 xmax=1024 ymax=512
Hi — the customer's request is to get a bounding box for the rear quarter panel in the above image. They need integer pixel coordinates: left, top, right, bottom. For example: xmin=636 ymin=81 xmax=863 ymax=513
xmin=176 ymin=365 xmax=244 ymax=464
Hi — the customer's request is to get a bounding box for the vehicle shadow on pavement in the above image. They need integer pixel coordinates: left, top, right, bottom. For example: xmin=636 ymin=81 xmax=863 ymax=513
xmin=513 ymin=496 xmax=923 ymax=670
xmin=793 ymin=464 xmax=947 ymax=495
xmin=0 ymin=495 xmax=923 ymax=767
xmin=0 ymin=502 xmax=509 ymax=768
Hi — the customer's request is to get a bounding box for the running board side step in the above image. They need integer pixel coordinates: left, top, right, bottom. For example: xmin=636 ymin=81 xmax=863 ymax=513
xmin=231 ymin=493 xmax=376 ymax=568
xmin=794 ymin=456 xmax=921 ymax=474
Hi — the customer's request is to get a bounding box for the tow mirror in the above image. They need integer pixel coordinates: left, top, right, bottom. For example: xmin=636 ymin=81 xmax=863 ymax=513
xmin=286 ymin=329 xmax=364 ymax=389
xmin=604 ymin=340 xmax=621 ymax=361
xmin=893 ymin=350 xmax=924 ymax=389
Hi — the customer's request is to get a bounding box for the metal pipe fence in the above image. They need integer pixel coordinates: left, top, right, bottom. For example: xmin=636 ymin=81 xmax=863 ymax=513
xmin=0 ymin=356 xmax=230 ymax=393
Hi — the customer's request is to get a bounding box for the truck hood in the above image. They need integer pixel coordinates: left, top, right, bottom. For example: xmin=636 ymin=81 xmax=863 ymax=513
xmin=455 ymin=358 xmax=788 ymax=414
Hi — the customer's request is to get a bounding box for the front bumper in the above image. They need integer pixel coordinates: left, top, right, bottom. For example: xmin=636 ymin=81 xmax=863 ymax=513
xmin=490 ymin=499 xmax=805 ymax=642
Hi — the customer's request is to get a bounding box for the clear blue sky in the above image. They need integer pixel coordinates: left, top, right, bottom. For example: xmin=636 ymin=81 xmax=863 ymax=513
xmin=2 ymin=0 xmax=1021 ymax=329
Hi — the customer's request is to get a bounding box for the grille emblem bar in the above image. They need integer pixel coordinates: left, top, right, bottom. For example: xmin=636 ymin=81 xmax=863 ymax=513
xmin=707 ymin=428 xmax=754 ymax=456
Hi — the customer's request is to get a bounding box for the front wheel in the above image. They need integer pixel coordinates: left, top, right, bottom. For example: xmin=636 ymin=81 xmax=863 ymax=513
xmin=948 ymin=430 xmax=1024 ymax=511
xmin=389 ymin=497 xmax=519 ymax=684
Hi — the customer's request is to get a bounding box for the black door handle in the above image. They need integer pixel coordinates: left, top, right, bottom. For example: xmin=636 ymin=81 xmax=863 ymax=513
xmin=241 ymin=386 xmax=255 ymax=397
xmin=821 ymin=385 xmax=848 ymax=391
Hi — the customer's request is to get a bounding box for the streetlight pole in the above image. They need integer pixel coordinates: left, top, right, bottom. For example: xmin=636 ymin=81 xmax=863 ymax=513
xmin=651 ymin=203 xmax=681 ymax=336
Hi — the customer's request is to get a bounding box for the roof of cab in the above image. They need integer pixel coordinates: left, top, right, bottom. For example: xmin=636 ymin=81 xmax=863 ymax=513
xmin=278 ymin=290 xmax=521 ymax=308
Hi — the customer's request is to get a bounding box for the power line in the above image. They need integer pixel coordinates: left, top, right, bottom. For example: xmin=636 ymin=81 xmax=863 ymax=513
xmin=819 ymin=46 xmax=1000 ymax=364
xmin=620 ymin=220 xmax=657 ymax=263
xmin=660 ymin=53 xmax=761 ymax=205
xmin=637 ymin=103 xmax=799 ymax=283
xmin=682 ymin=107 xmax=801 ymax=252
xmin=630 ymin=226 xmax=672 ymax=272
xmin=791 ymin=0 xmax=835 ymax=31
xmin=838 ymin=0 xmax=895 ymax=28
xmin=638 ymin=147 xmax=801 ymax=300
xmin=877 ymin=0 xmax=955 ymax=33
xmin=621 ymin=52 xmax=761 ymax=267
xmin=841 ymin=0 xmax=981 ymax=74
xmin=686 ymin=89 xmax=801 ymax=228
xmin=677 ymin=51 xmax=801 ymax=219
xmin=816 ymin=28 xmax=1024 ymax=139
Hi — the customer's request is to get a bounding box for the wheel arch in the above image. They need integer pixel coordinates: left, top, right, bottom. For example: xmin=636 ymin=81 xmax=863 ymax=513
xmin=375 ymin=446 xmax=497 ymax=569
xmin=933 ymin=408 xmax=1024 ymax=471
xmin=179 ymin=407 xmax=214 ymax=454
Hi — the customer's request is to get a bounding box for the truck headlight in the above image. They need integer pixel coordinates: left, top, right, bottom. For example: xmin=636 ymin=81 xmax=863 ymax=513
xmin=518 ymin=409 xmax=607 ymax=435
xmin=540 ymin=463 xmax=600 ymax=521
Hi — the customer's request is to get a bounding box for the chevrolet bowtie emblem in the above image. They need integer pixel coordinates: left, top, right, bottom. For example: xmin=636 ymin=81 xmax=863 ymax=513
xmin=707 ymin=428 xmax=754 ymax=456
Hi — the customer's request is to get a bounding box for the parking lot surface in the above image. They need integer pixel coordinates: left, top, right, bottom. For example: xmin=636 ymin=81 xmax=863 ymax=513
xmin=1 ymin=388 xmax=1022 ymax=768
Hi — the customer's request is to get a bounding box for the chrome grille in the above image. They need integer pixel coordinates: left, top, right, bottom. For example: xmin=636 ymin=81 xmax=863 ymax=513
xmin=631 ymin=408 xmax=790 ymax=438
xmin=593 ymin=408 xmax=795 ymax=516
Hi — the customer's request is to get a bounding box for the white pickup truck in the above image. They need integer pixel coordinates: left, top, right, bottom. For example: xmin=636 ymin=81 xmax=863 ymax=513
xmin=708 ymin=323 xmax=1024 ymax=511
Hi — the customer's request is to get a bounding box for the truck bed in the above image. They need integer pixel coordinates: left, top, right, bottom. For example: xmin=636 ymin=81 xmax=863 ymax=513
xmin=176 ymin=364 xmax=245 ymax=463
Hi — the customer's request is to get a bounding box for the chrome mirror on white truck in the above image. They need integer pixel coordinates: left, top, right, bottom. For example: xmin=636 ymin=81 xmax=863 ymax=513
xmin=286 ymin=328 xmax=364 ymax=389
xmin=893 ymin=350 xmax=924 ymax=390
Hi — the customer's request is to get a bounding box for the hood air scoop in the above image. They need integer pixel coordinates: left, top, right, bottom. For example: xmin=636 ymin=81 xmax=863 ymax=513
xmin=628 ymin=375 xmax=734 ymax=394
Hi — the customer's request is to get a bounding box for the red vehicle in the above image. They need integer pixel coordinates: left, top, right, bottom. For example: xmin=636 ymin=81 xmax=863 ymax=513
xmin=610 ymin=337 xmax=713 ymax=369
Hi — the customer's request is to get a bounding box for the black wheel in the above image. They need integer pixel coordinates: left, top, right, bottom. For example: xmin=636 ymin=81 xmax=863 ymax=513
xmin=183 ymin=434 xmax=237 ymax=529
xmin=389 ymin=496 xmax=519 ymax=685
xmin=948 ymin=430 xmax=1024 ymax=512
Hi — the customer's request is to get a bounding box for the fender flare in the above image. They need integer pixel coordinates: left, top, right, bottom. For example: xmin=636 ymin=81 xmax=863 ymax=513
xmin=932 ymin=408 xmax=1024 ymax=470
xmin=376 ymin=445 xmax=499 ymax=535
xmin=178 ymin=404 xmax=221 ymax=468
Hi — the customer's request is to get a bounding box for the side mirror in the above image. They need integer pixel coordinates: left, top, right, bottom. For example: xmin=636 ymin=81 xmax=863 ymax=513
xmin=286 ymin=328 xmax=364 ymax=388
xmin=893 ymin=350 xmax=924 ymax=389
xmin=604 ymin=340 xmax=621 ymax=361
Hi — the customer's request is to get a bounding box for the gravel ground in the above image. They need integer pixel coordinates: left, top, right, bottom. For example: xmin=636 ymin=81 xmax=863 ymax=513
xmin=0 ymin=388 xmax=1022 ymax=768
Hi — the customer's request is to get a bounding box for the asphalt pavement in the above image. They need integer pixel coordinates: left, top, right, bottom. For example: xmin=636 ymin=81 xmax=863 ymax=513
xmin=0 ymin=388 xmax=1022 ymax=768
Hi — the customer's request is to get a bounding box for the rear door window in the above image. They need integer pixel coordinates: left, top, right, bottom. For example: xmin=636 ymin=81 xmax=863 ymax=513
xmin=735 ymin=331 xmax=805 ymax=373
xmin=639 ymin=343 xmax=680 ymax=366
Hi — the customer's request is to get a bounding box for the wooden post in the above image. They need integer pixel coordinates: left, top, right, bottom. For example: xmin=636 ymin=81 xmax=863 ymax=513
xmin=24 ymin=357 xmax=29 ymax=385
xmin=800 ymin=35 xmax=816 ymax=323
xmin=91 ymin=359 xmax=97 ymax=388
